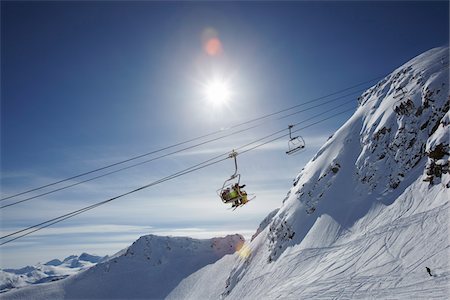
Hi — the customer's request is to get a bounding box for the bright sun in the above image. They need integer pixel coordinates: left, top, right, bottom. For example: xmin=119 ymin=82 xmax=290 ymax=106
xmin=205 ymin=80 xmax=231 ymax=106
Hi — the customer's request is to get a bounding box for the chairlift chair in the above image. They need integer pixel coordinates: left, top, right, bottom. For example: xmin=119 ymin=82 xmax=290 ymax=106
xmin=217 ymin=150 xmax=247 ymax=205
xmin=286 ymin=125 xmax=306 ymax=155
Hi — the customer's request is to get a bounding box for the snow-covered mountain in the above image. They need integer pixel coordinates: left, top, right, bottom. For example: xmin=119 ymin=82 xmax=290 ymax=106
xmin=0 ymin=253 xmax=107 ymax=293
xmin=167 ymin=46 xmax=449 ymax=299
xmin=1 ymin=234 xmax=244 ymax=299
xmin=1 ymin=46 xmax=448 ymax=299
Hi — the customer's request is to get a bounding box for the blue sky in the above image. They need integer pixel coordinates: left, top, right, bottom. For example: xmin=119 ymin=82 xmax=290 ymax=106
xmin=1 ymin=1 xmax=448 ymax=268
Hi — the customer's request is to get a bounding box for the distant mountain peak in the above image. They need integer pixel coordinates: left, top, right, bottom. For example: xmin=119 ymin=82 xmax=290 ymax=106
xmin=43 ymin=259 xmax=62 ymax=266
xmin=1 ymin=252 xmax=107 ymax=293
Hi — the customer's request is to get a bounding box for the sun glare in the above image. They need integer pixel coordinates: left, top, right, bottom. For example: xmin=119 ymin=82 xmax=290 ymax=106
xmin=205 ymin=80 xmax=231 ymax=106
xmin=237 ymin=242 xmax=252 ymax=259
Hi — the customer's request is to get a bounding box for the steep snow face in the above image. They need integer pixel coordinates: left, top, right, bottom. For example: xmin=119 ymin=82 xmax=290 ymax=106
xmin=169 ymin=46 xmax=449 ymax=299
xmin=1 ymin=234 xmax=244 ymax=299
xmin=250 ymin=208 xmax=279 ymax=242
xmin=356 ymin=49 xmax=449 ymax=195
xmin=0 ymin=253 xmax=106 ymax=293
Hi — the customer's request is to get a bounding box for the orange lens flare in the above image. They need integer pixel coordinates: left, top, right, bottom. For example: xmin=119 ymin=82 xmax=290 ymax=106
xmin=204 ymin=38 xmax=223 ymax=56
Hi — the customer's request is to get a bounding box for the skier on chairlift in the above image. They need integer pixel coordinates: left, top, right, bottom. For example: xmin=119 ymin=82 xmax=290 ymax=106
xmin=217 ymin=150 xmax=252 ymax=209
xmin=230 ymin=183 xmax=248 ymax=207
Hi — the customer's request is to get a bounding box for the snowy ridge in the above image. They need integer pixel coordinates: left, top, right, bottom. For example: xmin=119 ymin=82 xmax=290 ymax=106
xmin=168 ymin=46 xmax=449 ymax=299
xmin=250 ymin=208 xmax=279 ymax=242
xmin=1 ymin=234 xmax=244 ymax=299
xmin=0 ymin=253 xmax=106 ymax=294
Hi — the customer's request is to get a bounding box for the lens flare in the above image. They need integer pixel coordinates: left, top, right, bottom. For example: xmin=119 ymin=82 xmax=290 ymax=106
xmin=201 ymin=27 xmax=223 ymax=56
xmin=237 ymin=242 xmax=252 ymax=259
xmin=204 ymin=38 xmax=222 ymax=56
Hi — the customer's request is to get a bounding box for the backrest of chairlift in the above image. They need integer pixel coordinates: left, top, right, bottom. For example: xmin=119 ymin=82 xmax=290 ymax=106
xmin=287 ymin=136 xmax=305 ymax=155
xmin=217 ymin=174 xmax=241 ymax=199
xmin=217 ymin=149 xmax=246 ymax=204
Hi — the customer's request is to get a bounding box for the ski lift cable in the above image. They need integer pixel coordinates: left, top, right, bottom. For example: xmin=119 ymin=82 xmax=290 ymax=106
xmin=0 ymin=155 xmax=230 ymax=243
xmin=0 ymin=106 xmax=356 ymax=246
xmin=0 ymin=95 xmax=359 ymax=209
xmin=2 ymin=55 xmax=448 ymax=203
xmin=1 ymin=57 xmax=448 ymax=245
xmin=0 ymin=107 xmax=354 ymax=245
xmin=194 ymin=100 xmax=356 ymax=174
xmin=10 ymin=54 xmax=446 ymax=209
xmin=239 ymin=106 xmax=356 ymax=156
xmin=1 ymin=77 xmax=383 ymax=202
xmin=235 ymin=101 xmax=356 ymax=154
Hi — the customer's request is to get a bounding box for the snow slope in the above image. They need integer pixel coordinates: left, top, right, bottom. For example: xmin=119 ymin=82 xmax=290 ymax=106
xmin=0 ymin=253 xmax=106 ymax=293
xmin=1 ymin=234 xmax=244 ymax=299
xmin=168 ymin=46 xmax=450 ymax=299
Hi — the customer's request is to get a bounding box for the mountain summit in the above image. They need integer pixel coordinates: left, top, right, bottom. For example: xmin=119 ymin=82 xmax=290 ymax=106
xmin=1 ymin=235 xmax=244 ymax=299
